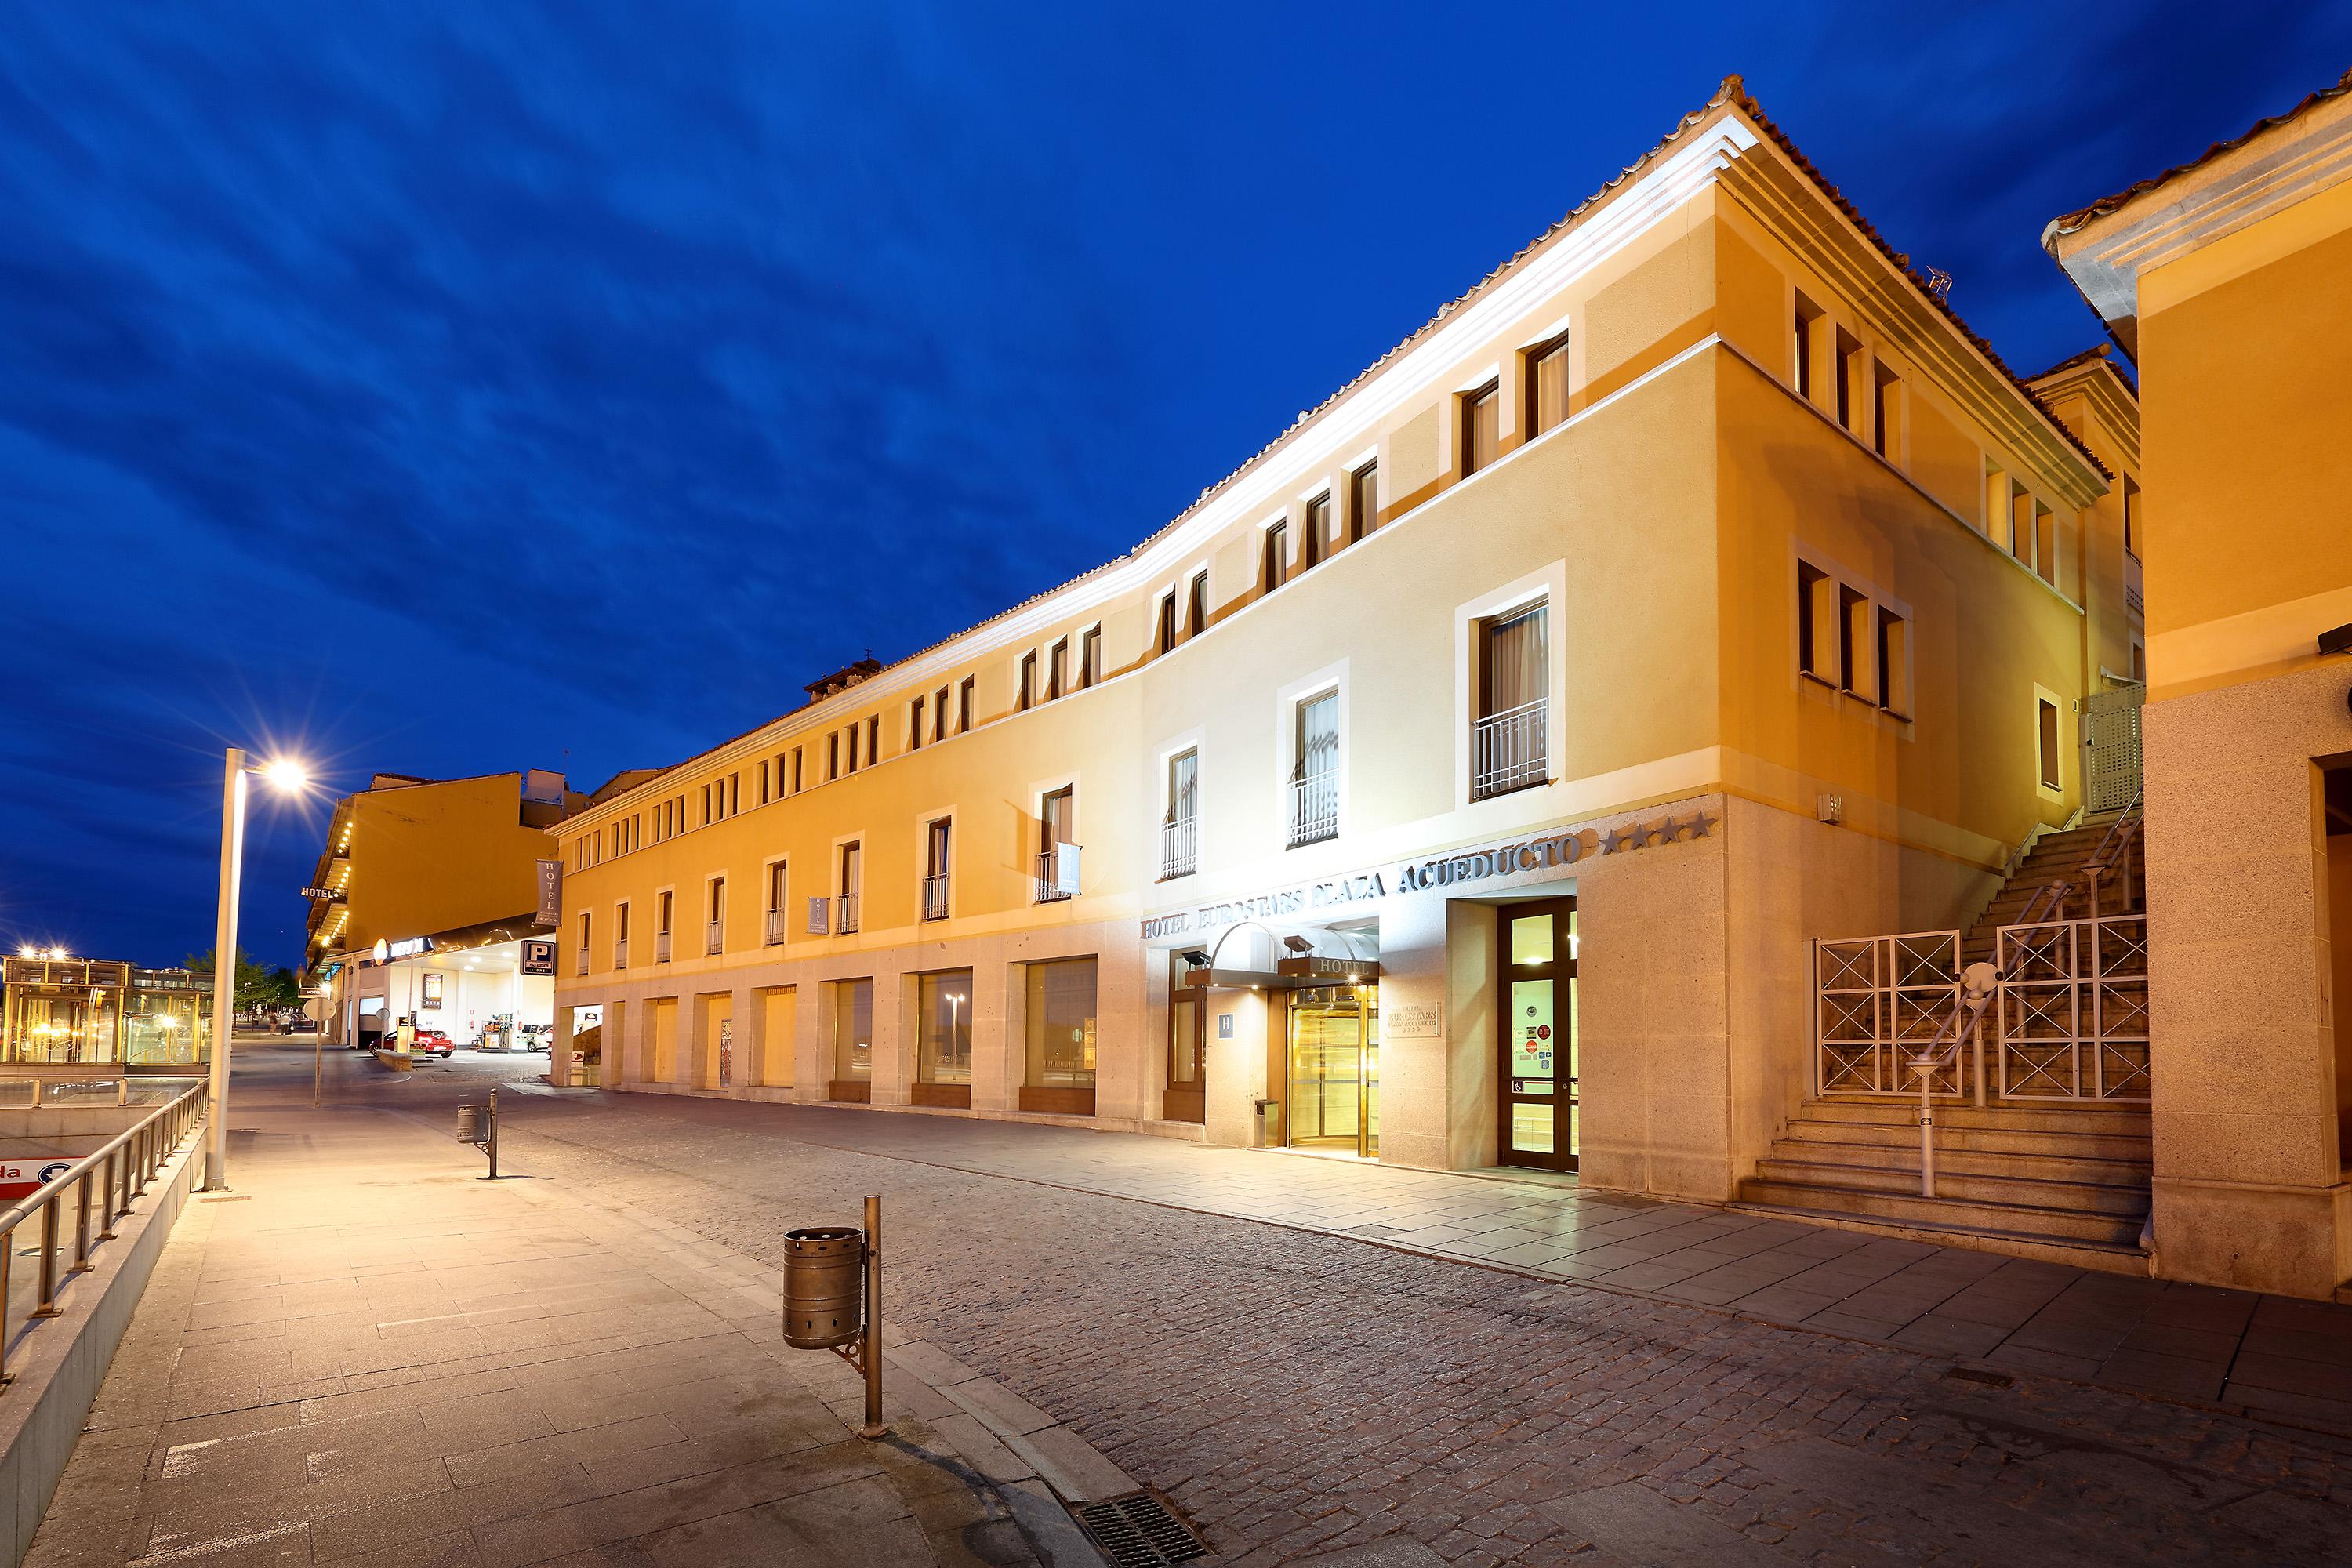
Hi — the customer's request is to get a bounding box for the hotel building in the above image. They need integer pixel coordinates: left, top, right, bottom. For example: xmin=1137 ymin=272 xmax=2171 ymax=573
xmin=550 ymin=78 xmax=2167 ymax=1272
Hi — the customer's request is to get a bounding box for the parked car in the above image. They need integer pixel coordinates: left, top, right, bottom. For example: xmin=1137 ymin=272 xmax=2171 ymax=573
xmin=412 ymin=1026 xmax=456 ymax=1058
xmin=517 ymin=1023 xmax=552 ymax=1054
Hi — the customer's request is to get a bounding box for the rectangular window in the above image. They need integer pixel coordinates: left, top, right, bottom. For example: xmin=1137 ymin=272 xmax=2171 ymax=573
xmin=917 ymin=970 xmax=974 ymax=1084
xmin=1878 ymin=609 xmax=1911 ymax=718
xmin=1290 ymin=691 xmax=1340 ymax=847
xmin=791 ymin=747 xmax=804 ymax=792
xmin=1163 ymin=748 xmax=1198 ymax=878
xmin=1189 ymin=572 xmax=1209 ymax=637
xmin=1871 ymin=361 xmax=1900 ymax=459
xmin=1835 ymin=328 xmax=1862 ymax=433
xmin=1798 ymin=561 xmax=1835 ymax=682
xmin=1474 ymin=604 xmax=1550 ymax=799
xmin=2034 ymin=503 xmax=2057 ymax=588
xmin=846 ymin=725 xmax=858 ymax=774
xmin=2038 ymin=698 xmax=2063 ymax=791
xmin=922 ymin=818 xmax=951 ymax=921
xmin=1526 ymin=332 xmax=1570 ymax=437
xmin=837 ymin=841 xmax=862 ymax=933
xmin=1350 ymin=460 xmax=1378 ymax=542
xmin=765 ymin=861 xmax=789 ymax=945
xmin=828 ymin=733 xmax=840 ymax=781
xmin=1794 ymin=293 xmax=1822 ymax=400
xmin=959 ymin=675 xmax=975 ymax=732
xmin=2010 ymin=482 xmax=2035 ymax=569
xmin=2122 ymin=477 xmax=2140 ymax=557
xmin=935 ymin=686 xmax=949 ymax=742
xmin=655 ymin=889 xmax=673 ymax=964
xmin=1156 ymin=592 xmax=1177 ymax=655
xmin=1839 ymin=586 xmax=1878 ymax=702
xmin=1019 ymin=652 xmax=1036 ymax=710
xmin=1025 ymin=957 xmax=1098 ymax=1088
xmin=1039 ymin=786 xmax=1076 ymax=902
xmin=835 ymin=978 xmax=873 ymax=1083
xmin=909 ymin=695 xmax=924 ymax=749
xmin=866 ymin=714 xmax=879 ymax=762
xmin=699 ymin=784 xmax=710 ymax=826
xmin=706 ymin=877 xmax=725 ymax=954
xmin=1462 ymin=381 xmax=1500 ymax=476
xmin=1262 ymin=521 xmax=1286 ymax=593
xmin=1048 ymin=638 xmax=1067 ymax=700
xmin=1305 ymin=494 xmax=1328 ymax=569
xmin=1080 ymin=626 xmax=1100 ymax=688
xmin=759 ymin=760 xmax=771 ymax=805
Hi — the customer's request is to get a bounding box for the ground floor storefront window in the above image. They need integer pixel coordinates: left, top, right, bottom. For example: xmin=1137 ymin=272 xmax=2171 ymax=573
xmin=1501 ymin=898 xmax=1577 ymax=1171
xmin=914 ymin=969 xmax=973 ymax=1108
xmin=1022 ymin=957 xmax=1096 ymax=1115
xmin=831 ymin=978 xmax=873 ymax=1102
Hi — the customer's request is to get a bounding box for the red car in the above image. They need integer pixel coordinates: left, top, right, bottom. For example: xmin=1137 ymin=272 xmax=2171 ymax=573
xmin=412 ymin=1027 xmax=456 ymax=1058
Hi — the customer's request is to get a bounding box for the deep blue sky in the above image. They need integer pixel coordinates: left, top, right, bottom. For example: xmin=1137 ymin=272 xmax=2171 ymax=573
xmin=5 ymin=2 xmax=2349 ymax=968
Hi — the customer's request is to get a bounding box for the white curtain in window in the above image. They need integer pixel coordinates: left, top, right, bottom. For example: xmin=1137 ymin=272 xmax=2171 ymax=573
xmin=1297 ymin=692 xmax=1339 ymax=781
xmin=1166 ymin=751 xmax=1197 ymax=825
xmin=1484 ymin=606 xmax=1548 ymax=715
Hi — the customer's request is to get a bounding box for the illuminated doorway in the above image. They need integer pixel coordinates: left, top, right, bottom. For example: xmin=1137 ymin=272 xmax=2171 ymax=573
xmin=1500 ymin=898 xmax=1577 ymax=1171
xmin=1286 ymin=985 xmax=1379 ymax=1156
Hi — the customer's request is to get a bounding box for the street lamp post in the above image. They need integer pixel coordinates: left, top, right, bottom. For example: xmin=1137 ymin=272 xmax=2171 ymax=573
xmin=206 ymin=747 xmax=306 ymax=1192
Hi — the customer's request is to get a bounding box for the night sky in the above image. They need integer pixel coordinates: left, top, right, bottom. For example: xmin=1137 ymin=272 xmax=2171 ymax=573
xmin=5 ymin=2 xmax=2348 ymax=968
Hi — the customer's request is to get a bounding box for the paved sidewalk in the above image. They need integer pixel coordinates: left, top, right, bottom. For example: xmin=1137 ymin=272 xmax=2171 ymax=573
xmin=613 ymin=1101 xmax=2352 ymax=1436
xmin=23 ymin=1069 xmax=1127 ymax=1567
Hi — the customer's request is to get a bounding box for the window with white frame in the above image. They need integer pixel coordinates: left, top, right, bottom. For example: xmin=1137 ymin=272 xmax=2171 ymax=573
xmin=1289 ymin=691 xmax=1340 ymax=847
xmin=1473 ymin=603 xmax=1549 ymax=800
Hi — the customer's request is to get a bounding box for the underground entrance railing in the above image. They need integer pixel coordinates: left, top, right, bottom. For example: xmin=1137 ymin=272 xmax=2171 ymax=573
xmin=0 ymin=1080 xmax=206 ymax=1387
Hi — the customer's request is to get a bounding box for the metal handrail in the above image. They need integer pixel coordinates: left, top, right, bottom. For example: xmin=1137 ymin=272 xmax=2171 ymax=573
xmin=1034 ymin=851 xmax=1073 ymax=902
xmin=1472 ymin=699 xmax=1548 ymax=800
xmin=1161 ymin=815 xmax=1198 ymax=880
xmin=1904 ymin=968 xmax=1998 ymax=1196
xmin=2015 ymin=787 xmax=2144 ymax=927
xmin=1288 ymin=772 xmax=1338 ymax=847
xmin=0 ymin=1081 xmax=207 ymax=1388
xmin=920 ymin=873 xmax=950 ymax=921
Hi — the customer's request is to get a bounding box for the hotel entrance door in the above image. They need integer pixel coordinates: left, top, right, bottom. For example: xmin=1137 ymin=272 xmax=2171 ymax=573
xmin=1285 ymin=985 xmax=1379 ymax=1157
xmin=1500 ymin=898 xmax=1577 ymax=1171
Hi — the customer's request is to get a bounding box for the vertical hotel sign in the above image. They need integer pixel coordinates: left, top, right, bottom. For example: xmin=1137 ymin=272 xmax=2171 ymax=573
xmin=536 ymin=858 xmax=563 ymax=927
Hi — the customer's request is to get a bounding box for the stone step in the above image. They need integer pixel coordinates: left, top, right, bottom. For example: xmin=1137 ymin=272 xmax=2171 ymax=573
xmin=1781 ymin=1117 xmax=2153 ymax=1161
xmin=1734 ymin=1177 xmax=2145 ymax=1245
xmin=1800 ymin=1098 xmax=2150 ymax=1135
xmin=1768 ymin=1135 xmax=2150 ymax=1188
xmin=1752 ymin=1155 xmax=2148 ymax=1216
xmin=1722 ymin=1201 xmax=2151 ymax=1276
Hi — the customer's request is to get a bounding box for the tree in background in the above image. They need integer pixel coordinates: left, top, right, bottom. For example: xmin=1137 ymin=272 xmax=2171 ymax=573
xmin=185 ymin=946 xmax=275 ymax=1010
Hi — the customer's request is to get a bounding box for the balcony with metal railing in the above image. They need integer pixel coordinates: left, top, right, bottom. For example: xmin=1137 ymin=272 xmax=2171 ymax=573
xmin=705 ymin=920 xmax=723 ymax=956
xmin=1161 ymin=815 xmax=1197 ymax=880
xmin=612 ymin=938 xmax=629 ymax=970
xmin=1472 ymin=700 xmax=1548 ymax=800
xmin=837 ymin=895 xmax=860 ymax=934
xmin=655 ymin=931 xmax=672 ymax=963
xmin=921 ymin=873 xmax=950 ymax=921
xmin=1035 ymin=851 xmax=1073 ymax=902
xmin=765 ymin=907 xmax=789 ymax=946
xmin=1287 ymin=772 xmax=1338 ymax=848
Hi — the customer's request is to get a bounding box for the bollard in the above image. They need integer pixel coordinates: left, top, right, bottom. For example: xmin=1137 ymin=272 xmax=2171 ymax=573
xmin=488 ymin=1087 xmax=499 ymax=1181
xmin=781 ymin=1195 xmax=885 ymax=1439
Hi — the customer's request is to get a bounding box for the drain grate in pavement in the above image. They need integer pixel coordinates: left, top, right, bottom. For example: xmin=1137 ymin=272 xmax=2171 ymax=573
xmin=1072 ymin=1492 xmax=1206 ymax=1567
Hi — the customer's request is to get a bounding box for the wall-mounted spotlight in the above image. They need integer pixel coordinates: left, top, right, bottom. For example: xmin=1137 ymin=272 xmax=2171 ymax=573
xmin=1178 ymin=949 xmax=1211 ymax=969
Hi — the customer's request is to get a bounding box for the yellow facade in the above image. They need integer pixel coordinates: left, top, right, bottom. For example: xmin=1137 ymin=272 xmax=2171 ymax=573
xmin=2049 ymin=71 xmax=2352 ymax=1297
xmin=554 ymin=81 xmax=2132 ymax=1203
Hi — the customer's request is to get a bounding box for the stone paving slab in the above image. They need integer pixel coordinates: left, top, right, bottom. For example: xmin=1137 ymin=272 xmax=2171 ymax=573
xmin=616 ymin=1096 xmax=2352 ymax=1438
xmin=22 ymin=1055 xmax=1124 ymax=1568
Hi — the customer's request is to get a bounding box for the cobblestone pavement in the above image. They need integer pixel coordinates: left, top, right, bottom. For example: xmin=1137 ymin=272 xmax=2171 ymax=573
xmin=463 ymin=1082 xmax=2352 ymax=1567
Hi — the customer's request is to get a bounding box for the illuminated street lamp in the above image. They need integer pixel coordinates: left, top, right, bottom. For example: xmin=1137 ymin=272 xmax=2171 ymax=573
xmin=207 ymin=748 xmax=307 ymax=1191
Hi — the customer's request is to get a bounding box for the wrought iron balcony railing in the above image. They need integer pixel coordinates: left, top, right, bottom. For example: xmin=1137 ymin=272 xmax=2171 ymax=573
xmin=1472 ymin=699 xmax=1548 ymax=800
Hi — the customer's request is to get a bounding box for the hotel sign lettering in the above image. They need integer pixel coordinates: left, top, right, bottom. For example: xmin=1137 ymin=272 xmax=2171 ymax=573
xmin=1140 ymin=810 xmax=1713 ymax=941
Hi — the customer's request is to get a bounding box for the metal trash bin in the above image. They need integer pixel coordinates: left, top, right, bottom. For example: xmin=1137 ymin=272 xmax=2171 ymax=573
xmin=782 ymin=1225 xmax=865 ymax=1349
xmin=456 ymin=1105 xmax=488 ymax=1145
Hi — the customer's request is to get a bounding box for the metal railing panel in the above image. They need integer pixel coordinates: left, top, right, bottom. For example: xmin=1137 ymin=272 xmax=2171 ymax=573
xmin=1034 ymin=853 xmax=1072 ymax=903
xmin=1471 ymin=700 xmax=1548 ymax=800
xmin=1812 ymin=931 xmax=1962 ymax=1097
xmin=655 ymin=932 xmax=672 ymax=963
xmin=1287 ymin=774 xmax=1338 ymax=848
xmin=613 ymin=938 xmax=629 ymax=969
xmin=837 ymin=895 xmax=860 ymax=934
xmin=1161 ymin=817 xmax=1197 ymax=880
xmin=1996 ymin=913 xmax=2150 ymax=1102
xmin=920 ymin=874 xmax=950 ymax=921
xmin=765 ymin=908 xmax=789 ymax=946
xmin=705 ymin=920 xmax=724 ymax=956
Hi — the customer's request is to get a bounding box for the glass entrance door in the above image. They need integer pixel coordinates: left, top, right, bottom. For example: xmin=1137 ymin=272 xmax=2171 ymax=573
xmin=1286 ymin=985 xmax=1378 ymax=1157
xmin=1500 ymin=898 xmax=1577 ymax=1171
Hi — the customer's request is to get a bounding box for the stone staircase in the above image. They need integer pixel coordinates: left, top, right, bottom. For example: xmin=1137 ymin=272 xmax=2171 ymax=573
xmin=1958 ymin=818 xmax=2142 ymax=965
xmin=1736 ymin=809 xmax=2153 ymax=1271
xmin=1733 ymin=1099 xmax=2152 ymax=1270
